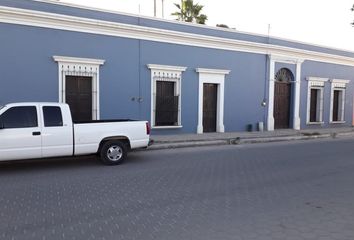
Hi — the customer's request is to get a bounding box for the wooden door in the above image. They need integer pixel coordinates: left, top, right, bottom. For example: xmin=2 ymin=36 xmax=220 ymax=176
xmin=332 ymin=90 xmax=340 ymax=122
xmin=274 ymin=81 xmax=291 ymax=129
xmin=155 ymin=81 xmax=178 ymax=126
xmin=310 ymin=89 xmax=318 ymax=122
xmin=203 ymin=83 xmax=217 ymax=132
xmin=65 ymin=76 xmax=92 ymax=122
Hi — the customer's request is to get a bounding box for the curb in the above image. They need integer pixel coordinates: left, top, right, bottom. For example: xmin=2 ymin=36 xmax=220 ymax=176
xmin=147 ymin=131 xmax=354 ymax=151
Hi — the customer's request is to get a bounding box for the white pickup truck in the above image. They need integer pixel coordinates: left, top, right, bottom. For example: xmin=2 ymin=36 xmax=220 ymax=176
xmin=0 ymin=102 xmax=150 ymax=165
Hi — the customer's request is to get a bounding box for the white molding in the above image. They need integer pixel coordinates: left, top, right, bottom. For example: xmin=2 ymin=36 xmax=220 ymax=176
xmin=32 ymin=1 xmax=354 ymax=55
xmin=266 ymin=59 xmax=276 ymax=131
xmin=269 ymin=54 xmax=304 ymax=64
xmin=196 ymin=68 xmax=231 ymax=75
xmin=330 ymin=121 xmax=346 ymax=124
xmin=53 ymin=55 xmax=105 ymax=120
xmin=2 ymin=7 xmax=354 ymax=66
xmin=147 ymin=64 xmax=187 ymax=72
xmin=147 ymin=64 xmax=186 ymax=128
xmin=330 ymin=79 xmax=350 ymax=89
xmin=308 ymin=81 xmax=326 ymax=87
xmin=291 ymin=62 xmax=302 ymax=130
xmin=330 ymin=79 xmax=350 ymax=84
xmin=306 ymin=77 xmax=329 ymax=83
xmin=331 ymin=79 xmax=351 ymax=83
xmin=306 ymin=121 xmax=324 ymax=125
xmin=53 ymin=55 xmax=105 ymax=65
xmin=196 ymin=70 xmax=228 ymax=133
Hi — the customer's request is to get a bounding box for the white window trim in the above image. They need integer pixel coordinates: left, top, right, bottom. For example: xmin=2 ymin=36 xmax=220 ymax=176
xmin=329 ymin=79 xmax=350 ymax=123
xmin=306 ymin=77 xmax=328 ymax=124
xmin=53 ymin=56 xmax=105 ymax=120
xmin=196 ymin=68 xmax=230 ymax=134
xmin=147 ymin=64 xmax=187 ymax=129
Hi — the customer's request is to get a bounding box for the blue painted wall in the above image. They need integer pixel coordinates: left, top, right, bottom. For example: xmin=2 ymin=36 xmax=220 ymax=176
xmin=300 ymin=61 xmax=354 ymax=129
xmin=0 ymin=1 xmax=353 ymax=134
xmin=0 ymin=22 xmax=268 ymax=133
xmin=140 ymin=41 xmax=267 ymax=133
xmin=0 ymin=23 xmax=141 ymax=120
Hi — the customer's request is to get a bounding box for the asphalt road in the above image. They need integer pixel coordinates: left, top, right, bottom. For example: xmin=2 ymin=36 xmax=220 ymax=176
xmin=0 ymin=138 xmax=354 ymax=240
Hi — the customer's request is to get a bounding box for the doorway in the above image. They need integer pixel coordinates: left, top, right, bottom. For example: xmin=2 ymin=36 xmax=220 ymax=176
xmin=203 ymin=83 xmax=218 ymax=132
xmin=65 ymin=76 xmax=92 ymax=122
xmin=274 ymin=68 xmax=293 ymax=129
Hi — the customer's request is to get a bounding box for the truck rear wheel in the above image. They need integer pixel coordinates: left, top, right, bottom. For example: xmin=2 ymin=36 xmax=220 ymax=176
xmin=100 ymin=140 xmax=127 ymax=165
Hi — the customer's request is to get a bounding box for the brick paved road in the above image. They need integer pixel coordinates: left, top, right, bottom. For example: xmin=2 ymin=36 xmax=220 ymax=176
xmin=0 ymin=138 xmax=354 ymax=240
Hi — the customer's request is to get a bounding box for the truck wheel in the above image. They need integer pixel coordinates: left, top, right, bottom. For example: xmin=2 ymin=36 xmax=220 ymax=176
xmin=100 ymin=141 xmax=127 ymax=165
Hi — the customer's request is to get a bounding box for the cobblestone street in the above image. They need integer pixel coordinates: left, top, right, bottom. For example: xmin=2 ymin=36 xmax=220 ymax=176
xmin=0 ymin=138 xmax=354 ymax=240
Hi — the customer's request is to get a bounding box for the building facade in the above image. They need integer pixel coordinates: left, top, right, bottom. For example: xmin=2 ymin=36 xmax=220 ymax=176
xmin=0 ymin=0 xmax=353 ymax=134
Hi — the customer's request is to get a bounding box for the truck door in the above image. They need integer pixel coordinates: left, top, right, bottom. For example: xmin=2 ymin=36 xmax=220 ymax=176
xmin=41 ymin=105 xmax=73 ymax=158
xmin=0 ymin=106 xmax=42 ymax=161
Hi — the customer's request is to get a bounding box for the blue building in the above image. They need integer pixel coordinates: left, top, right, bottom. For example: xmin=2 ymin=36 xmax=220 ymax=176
xmin=0 ymin=0 xmax=353 ymax=134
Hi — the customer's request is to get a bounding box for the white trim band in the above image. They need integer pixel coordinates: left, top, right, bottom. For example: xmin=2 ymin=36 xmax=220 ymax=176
xmin=2 ymin=6 xmax=354 ymax=66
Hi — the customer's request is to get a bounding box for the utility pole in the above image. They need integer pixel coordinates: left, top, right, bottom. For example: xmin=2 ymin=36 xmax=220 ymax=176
xmin=181 ymin=0 xmax=184 ymax=20
xmin=162 ymin=0 xmax=165 ymax=18
xmin=154 ymin=0 xmax=157 ymax=17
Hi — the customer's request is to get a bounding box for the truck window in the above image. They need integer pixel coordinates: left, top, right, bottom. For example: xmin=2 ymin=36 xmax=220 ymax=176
xmin=43 ymin=106 xmax=63 ymax=127
xmin=0 ymin=106 xmax=38 ymax=129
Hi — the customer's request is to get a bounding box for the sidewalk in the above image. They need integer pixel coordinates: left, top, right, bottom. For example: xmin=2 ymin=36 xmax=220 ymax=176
xmin=148 ymin=127 xmax=354 ymax=150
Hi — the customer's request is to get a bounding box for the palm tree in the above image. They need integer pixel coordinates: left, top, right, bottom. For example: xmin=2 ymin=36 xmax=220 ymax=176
xmin=172 ymin=0 xmax=208 ymax=24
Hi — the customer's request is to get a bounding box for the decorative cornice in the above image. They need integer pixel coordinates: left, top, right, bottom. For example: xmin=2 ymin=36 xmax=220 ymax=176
xmin=1 ymin=6 xmax=354 ymax=66
xmin=330 ymin=79 xmax=350 ymax=88
xmin=30 ymin=1 xmax=354 ymax=55
xmin=147 ymin=64 xmax=187 ymax=72
xmin=306 ymin=77 xmax=329 ymax=82
xmin=269 ymin=54 xmax=304 ymax=64
xmin=330 ymin=79 xmax=350 ymax=84
xmin=53 ymin=56 xmax=105 ymax=65
xmin=196 ymin=68 xmax=231 ymax=75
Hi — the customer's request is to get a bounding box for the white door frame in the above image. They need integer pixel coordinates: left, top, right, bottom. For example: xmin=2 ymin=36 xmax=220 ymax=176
xmin=267 ymin=55 xmax=304 ymax=131
xmin=196 ymin=68 xmax=230 ymax=134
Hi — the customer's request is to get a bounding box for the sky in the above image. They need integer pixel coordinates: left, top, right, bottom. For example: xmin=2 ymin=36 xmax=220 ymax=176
xmin=59 ymin=0 xmax=354 ymax=52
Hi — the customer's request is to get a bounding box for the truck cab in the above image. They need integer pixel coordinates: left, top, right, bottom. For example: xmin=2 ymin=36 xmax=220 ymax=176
xmin=0 ymin=103 xmax=73 ymax=161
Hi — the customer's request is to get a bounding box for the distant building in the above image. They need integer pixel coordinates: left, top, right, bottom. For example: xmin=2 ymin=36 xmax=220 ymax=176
xmin=0 ymin=0 xmax=353 ymax=134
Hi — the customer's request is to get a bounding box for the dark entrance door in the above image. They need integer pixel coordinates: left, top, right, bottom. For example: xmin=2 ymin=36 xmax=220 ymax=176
xmin=332 ymin=90 xmax=340 ymax=122
xmin=203 ymin=83 xmax=217 ymax=132
xmin=155 ymin=81 xmax=178 ymax=126
xmin=310 ymin=89 xmax=318 ymax=122
xmin=274 ymin=81 xmax=291 ymax=129
xmin=65 ymin=76 xmax=92 ymax=122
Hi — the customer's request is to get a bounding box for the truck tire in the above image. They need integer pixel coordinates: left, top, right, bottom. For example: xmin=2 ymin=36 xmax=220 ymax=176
xmin=100 ymin=140 xmax=127 ymax=165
